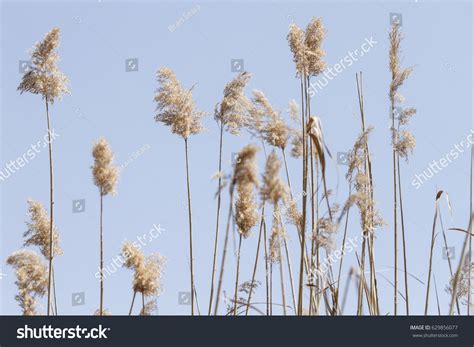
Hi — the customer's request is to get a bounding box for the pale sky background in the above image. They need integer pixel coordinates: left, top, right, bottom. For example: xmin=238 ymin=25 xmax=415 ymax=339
xmin=1 ymin=0 xmax=472 ymax=315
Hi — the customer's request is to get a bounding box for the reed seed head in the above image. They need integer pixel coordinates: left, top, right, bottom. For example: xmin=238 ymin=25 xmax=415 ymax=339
xmin=252 ymin=90 xmax=289 ymax=149
xmin=154 ymin=67 xmax=205 ymax=139
xmin=261 ymin=151 xmax=287 ymax=205
xmin=6 ymin=250 xmax=48 ymax=315
xmin=305 ymin=17 xmax=327 ymax=76
xmin=92 ymin=138 xmax=119 ymax=196
xmin=24 ymin=199 xmax=62 ymax=260
xmin=234 ymin=144 xmax=259 ymax=238
xmin=133 ymin=253 xmax=166 ymax=297
xmin=18 ymin=27 xmax=69 ymax=103
xmin=215 ymin=72 xmax=252 ymax=135
xmin=122 ymin=241 xmax=145 ymax=270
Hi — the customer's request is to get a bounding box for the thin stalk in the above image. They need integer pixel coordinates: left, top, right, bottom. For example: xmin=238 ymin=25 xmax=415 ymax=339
xmin=309 ymin=141 xmax=315 ymax=315
xmin=99 ymin=192 xmax=104 ymax=316
xmin=52 ymin=265 xmax=58 ymax=315
xmin=391 ymin=100 xmax=398 ymax=316
xmin=45 ymin=98 xmax=54 ymax=316
xmin=278 ymin=213 xmax=297 ymax=314
xmin=297 ymin=73 xmax=308 ymax=316
xmin=397 ymin=156 xmax=409 ymax=315
xmin=142 ymin=293 xmax=145 ymax=314
xmin=184 ymin=138 xmax=195 ymax=315
xmin=233 ymin=234 xmax=243 ymax=315
xmin=278 ymin=243 xmax=287 ymax=315
xmin=263 ymin=217 xmax=270 ymax=315
xmin=439 ymin=213 xmax=461 ymax=314
xmin=214 ymin=187 xmax=235 ymax=315
xmin=208 ymin=123 xmax=224 ymax=315
xmin=336 ymin=183 xmax=352 ymax=304
xmin=449 ymin=150 xmax=473 ymax=315
xmin=425 ymin=195 xmax=439 ymax=315
xmin=245 ymin=205 xmax=265 ymax=315
xmin=129 ymin=291 xmax=136 ymax=315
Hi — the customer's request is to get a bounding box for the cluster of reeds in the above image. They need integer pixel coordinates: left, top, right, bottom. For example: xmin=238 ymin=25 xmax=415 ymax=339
xmin=6 ymin=18 xmax=472 ymax=317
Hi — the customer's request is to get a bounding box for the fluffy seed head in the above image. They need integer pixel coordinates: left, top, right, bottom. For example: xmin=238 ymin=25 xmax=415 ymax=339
xmin=121 ymin=241 xmax=145 ymax=270
xmin=252 ymin=90 xmax=289 ymax=149
xmin=24 ymin=199 xmax=62 ymax=260
xmin=287 ymin=24 xmax=307 ymax=75
xmin=133 ymin=254 xmax=166 ymax=297
xmin=305 ymin=17 xmax=327 ymax=76
xmin=234 ymin=144 xmax=259 ymax=237
xmin=154 ymin=67 xmax=205 ymax=139
xmin=18 ymin=27 xmax=69 ymax=103
xmin=261 ymin=151 xmax=287 ymax=205
xmin=215 ymin=72 xmax=251 ymax=135
xmin=92 ymin=138 xmax=119 ymax=196
xmin=7 ymin=250 xmax=48 ymax=315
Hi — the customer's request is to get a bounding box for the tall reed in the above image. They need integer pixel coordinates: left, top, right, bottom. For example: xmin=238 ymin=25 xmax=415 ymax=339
xmin=154 ymin=67 xmax=205 ymax=315
xmin=209 ymin=72 xmax=251 ymax=314
xmin=389 ymin=22 xmax=416 ymax=315
xmin=18 ymin=27 xmax=69 ymax=315
xmin=92 ymin=138 xmax=119 ymax=316
xmin=232 ymin=144 xmax=259 ymax=314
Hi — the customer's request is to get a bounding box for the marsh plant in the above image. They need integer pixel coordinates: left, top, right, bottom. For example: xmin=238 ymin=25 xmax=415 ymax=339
xmin=154 ymin=67 xmax=205 ymax=315
xmin=92 ymin=138 xmax=119 ymax=316
xmin=17 ymin=27 xmax=69 ymax=315
xmin=5 ymin=16 xmax=472 ymax=318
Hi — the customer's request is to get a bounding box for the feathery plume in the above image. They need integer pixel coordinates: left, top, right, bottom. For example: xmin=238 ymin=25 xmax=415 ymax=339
xmin=23 ymin=199 xmax=62 ymax=260
xmin=446 ymin=260 xmax=473 ymax=306
xmin=269 ymin=212 xmax=283 ymax=264
xmin=92 ymin=138 xmax=119 ymax=196
xmin=252 ymin=90 xmax=289 ymax=149
xmin=121 ymin=241 xmax=145 ymax=270
xmin=140 ymin=299 xmax=157 ymax=315
xmin=215 ymin=72 xmax=252 ymax=135
xmin=287 ymin=18 xmax=327 ymax=77
xmin=133 ymin=254 xmax=166 ymax=297
xmin=234 ymin=144 xmax=259 ymax=238
xmin=305 ymin=17 xmax=327 ymax=76
xmin=261 ymin=151 xmax=287 ymax=205
xmin=287 ymin=24 xmax=306 ymax=75
xmin=7 ymin=250 xmax=48 ymax=315
xmin=154 ymin=67 xmax=205 ymax=139
xmin=17 ymin=27 xmax=69 ymax=102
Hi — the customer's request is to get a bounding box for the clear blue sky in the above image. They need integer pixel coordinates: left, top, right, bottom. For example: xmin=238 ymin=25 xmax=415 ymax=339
xmin=1 ymin=0 xmax=472 ymax=315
